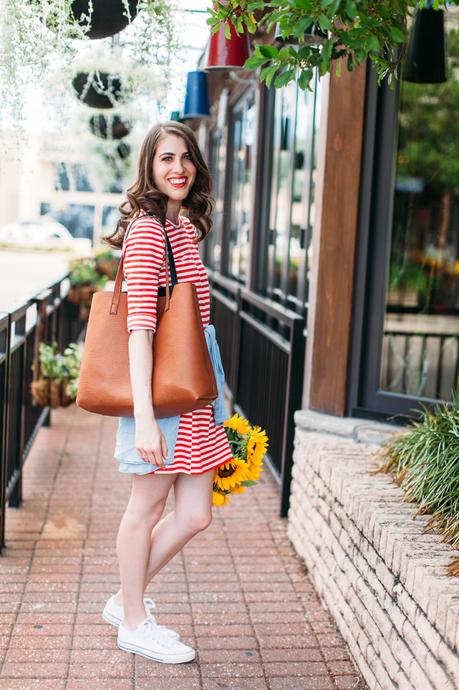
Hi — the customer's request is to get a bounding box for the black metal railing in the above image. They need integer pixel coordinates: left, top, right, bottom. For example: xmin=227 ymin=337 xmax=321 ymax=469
xmin=382 ymin=329 xmax=459 ymax=400
xmin=0 ymin=275 xmax=83 ymax=553
xmin=207 ymin=269 xmax=306 ymax=517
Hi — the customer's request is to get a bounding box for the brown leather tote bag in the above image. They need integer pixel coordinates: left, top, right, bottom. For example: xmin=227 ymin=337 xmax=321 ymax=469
xmin=76 ymin=220 xmax=218 ymax=417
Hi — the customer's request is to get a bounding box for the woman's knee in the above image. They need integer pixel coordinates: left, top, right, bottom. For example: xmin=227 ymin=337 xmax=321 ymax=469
xmin=125 ymin=496 xmax=167 ymax=529
xmin=180 ymin=508 xmax=212 ymax=534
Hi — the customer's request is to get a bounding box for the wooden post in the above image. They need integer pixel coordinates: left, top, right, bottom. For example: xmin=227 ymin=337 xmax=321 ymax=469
xmin=304 ymin=60 xmax=368 ymax=416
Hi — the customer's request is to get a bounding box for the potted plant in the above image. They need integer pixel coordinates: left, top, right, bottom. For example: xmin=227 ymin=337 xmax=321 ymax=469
xmin=94 ymin=248 xmax=120 ymax=280
xmin=68 ymin=258 xmax=108 ymax=319
xmin=30 ymin=341 xmax=83 ymax=408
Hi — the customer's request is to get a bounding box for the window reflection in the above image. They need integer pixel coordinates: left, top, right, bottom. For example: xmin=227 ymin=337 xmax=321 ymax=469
xmin=380 ymin=9 xmax=459 ymax=400
xmin=207 ymin=128 xmax=226 ymax=270
xmin=228 ymin=93 xmax=256 ymax=283
xmin=268 ymin=74 xmax=320 ymax=313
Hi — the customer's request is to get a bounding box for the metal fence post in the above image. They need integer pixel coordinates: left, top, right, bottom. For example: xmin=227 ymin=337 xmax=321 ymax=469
xmin=0 ymin=314 xmax=10 ymax=552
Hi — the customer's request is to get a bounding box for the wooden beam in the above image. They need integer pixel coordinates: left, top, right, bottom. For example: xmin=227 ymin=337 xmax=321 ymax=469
xmin=307 ymin=60 xmax=367 ymax=416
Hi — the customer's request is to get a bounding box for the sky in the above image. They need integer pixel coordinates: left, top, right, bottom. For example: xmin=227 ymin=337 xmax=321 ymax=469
xmin=167 ymin=0 xmax=210 ymax=116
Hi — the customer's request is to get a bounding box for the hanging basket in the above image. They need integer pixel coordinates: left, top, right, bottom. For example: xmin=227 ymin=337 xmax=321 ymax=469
xmin=71 ymin=0 xmax=139 ymax=39
xmin=72 ymin=72 xmax=123 ymax=109
xmin=89 ymin=114 xmax=131 ymax=139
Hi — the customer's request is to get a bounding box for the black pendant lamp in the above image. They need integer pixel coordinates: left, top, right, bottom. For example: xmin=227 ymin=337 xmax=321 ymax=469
xmin=404 ymin=0 xmax=447 ymax=83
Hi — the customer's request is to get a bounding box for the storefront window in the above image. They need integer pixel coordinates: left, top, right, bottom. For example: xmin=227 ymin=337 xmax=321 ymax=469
xmin=267 ymin=74 xmax=321 ymax=313
xmin=227 ymin=92 xmax=256 ymax=283
xmin=380 ymin=10 xmax=459 ymax=401
xmin=207 ymin=127 xmax=226 ymax=271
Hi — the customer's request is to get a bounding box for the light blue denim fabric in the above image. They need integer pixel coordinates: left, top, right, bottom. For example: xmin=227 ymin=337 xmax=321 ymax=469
xmin=114 ymin=324 xmax=228 ymax=475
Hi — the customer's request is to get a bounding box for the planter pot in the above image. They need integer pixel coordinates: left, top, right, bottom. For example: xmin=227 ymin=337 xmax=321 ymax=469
xmin=49 ymin=380 xmax=62 ymax=408
xmin=71 ymin=0 xmax=139 ymax=39
xmin=96 ymin=257 xmax=120 ymax=280
xmin=30 ymin=378 xmax=74 ymax=408
xmin=79 ymin=304 xmax=91 ymax=321
xmin=67 ymin=284 xmax=98 ymax=305
xmin=72 ymin=72 xmax=123 ymax=109
xmin=89 ymin=114 xmax=130 ymax=139
xmin=60 ymin=379 xmax=74 ymax=407
xmin=30 ymin=379 xmax=51 ymax=407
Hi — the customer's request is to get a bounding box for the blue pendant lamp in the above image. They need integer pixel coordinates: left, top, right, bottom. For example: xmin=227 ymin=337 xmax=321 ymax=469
xmin=182 ymin=71 xmax=211 ymax=119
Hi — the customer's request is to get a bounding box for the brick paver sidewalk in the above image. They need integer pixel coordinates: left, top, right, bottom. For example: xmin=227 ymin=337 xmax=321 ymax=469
xmin=0 ymin=406 xmax=366 ymax=690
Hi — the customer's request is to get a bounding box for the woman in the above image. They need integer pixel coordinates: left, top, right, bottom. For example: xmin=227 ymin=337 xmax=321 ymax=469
xmin=102 ymin=121 xmax=233 ymax=664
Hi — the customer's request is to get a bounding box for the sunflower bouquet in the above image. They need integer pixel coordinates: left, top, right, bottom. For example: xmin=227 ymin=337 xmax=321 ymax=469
xmin=213 ymin=413 xmax=269 ymax=507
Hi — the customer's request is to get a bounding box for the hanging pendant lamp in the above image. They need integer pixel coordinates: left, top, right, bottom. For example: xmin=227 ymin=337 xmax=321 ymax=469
xmin=404 ymin=1 xmax=447 ymax=83
xmin=182 ymin=71 xmax=210 ymax=119
xmin=206 ymin=19 xmax=251 ymax=70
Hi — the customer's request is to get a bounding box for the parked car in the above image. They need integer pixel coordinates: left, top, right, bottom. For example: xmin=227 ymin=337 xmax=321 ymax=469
xmin=0 ymin=219 xmax=91 ymax=253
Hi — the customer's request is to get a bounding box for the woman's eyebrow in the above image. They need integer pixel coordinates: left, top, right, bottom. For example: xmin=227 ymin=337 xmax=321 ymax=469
xmin=158 ymin=151 xmax=190 ymax=157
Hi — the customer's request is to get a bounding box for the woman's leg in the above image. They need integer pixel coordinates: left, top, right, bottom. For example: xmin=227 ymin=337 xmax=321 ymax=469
xmin=116 ymin=471 xmax=177 ymax=629
xmin=142 ymin=468 xmax=214 ymax=585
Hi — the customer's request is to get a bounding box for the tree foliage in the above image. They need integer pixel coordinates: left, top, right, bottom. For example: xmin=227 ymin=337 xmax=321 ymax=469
xmin=207 ymin=0 xmax=459 ymax=90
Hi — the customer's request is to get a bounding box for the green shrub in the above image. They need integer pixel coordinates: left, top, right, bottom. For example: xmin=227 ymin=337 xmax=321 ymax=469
xmin=379 ymin=398 xmax=459 ymax=554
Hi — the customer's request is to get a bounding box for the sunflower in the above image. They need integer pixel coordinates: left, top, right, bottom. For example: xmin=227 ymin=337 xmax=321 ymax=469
xmin=224 ymin=413 xmax=250 ymax=435
xmin=214 ymin=458 xmax=249 ymax=491
xmin=247 ymin=426 xmax=269 ymax=461
xmin=212 ymin=490 xmax=230 ymax=506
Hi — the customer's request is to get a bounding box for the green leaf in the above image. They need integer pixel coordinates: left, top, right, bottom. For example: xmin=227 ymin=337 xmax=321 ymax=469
xmin=365 ymin=34 xmax=380 ymax=53
xmin=345 ymin=0 xmax=357 ymax=19
xmin=244 ymin=54 xmax=269 ymax=69
xmin=318 ymin=14 xmax=333 ymax=31
xmin=260 ymin=64 xmax=278 ymax=87
xmin=298 ymin=67 xmax=313 ymax=90
xmin=390 ymin=26 xmax=406 ymax=43
xmin=258 ymin=44 xmax=279 ymax=58
xmin=274 ymin=67 xmax=296 ymax=87
xmin=224 ymin=23 xmax=231 ymax=40
xmin=241 ymin=480 xmax=258 ymax=486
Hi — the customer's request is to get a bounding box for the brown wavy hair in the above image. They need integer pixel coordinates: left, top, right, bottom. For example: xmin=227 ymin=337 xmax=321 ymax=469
xmin=105 ymin=121 xmax=214 ymax=248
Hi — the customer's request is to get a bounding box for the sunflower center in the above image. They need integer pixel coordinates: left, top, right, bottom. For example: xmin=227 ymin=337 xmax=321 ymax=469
xmin=218 ymin=465 xmax=236 ymax=478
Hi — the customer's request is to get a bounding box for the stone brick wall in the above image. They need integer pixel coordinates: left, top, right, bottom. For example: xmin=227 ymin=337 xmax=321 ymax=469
xmin=287 ymin=411 xmax=459 ymax=690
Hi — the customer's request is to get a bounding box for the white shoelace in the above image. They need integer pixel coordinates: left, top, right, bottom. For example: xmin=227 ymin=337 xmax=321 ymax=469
xmin=137 ymin=618 xmax=179 ymax=649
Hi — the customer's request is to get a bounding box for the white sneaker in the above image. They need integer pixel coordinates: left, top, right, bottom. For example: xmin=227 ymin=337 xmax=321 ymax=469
xmin=117 ymin=617 xmax=196 ymax=664
xmin=102 ymin=595 xmax=180 ymax=640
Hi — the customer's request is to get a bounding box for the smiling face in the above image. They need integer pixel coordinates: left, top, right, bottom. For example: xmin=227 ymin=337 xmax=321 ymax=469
xmin=152 ymin=133 xmax=197 ymax=202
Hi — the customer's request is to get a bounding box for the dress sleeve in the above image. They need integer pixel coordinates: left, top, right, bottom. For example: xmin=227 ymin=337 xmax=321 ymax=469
xmin=122 ymin=215 xmax=166 ymax=333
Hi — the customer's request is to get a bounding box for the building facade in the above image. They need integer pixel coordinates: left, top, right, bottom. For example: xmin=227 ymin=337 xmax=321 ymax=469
xmin=193 ymin=7 xmax=459 ymax=516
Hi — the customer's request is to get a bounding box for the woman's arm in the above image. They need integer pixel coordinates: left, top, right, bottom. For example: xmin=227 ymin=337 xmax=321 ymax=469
xmin=123 ymin=215 xmax=169 ymax=467
xmin=129 ymin=330 xmax=168 ymax=467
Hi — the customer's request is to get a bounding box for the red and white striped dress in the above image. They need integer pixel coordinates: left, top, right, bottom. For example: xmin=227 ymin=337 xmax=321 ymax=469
xmin=122 ymin=210 xmax=233 ymax=474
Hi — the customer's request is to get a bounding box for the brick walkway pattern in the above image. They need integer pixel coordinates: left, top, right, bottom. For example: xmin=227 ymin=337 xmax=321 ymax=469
xmin=0 ymin=406 xmax=366 ymax=690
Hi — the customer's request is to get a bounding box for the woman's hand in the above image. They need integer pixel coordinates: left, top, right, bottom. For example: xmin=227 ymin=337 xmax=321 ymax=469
xmin=135 ymin=418 xmax=169 ymax=467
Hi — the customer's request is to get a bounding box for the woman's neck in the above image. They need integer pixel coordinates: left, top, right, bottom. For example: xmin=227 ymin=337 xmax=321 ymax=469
xmin=166 ymin=200 xmax=181 ymax=225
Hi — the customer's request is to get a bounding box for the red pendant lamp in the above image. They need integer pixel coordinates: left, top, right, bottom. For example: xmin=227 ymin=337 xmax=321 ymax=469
xmin=206 ymin=16 xmax=251 ymax=71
